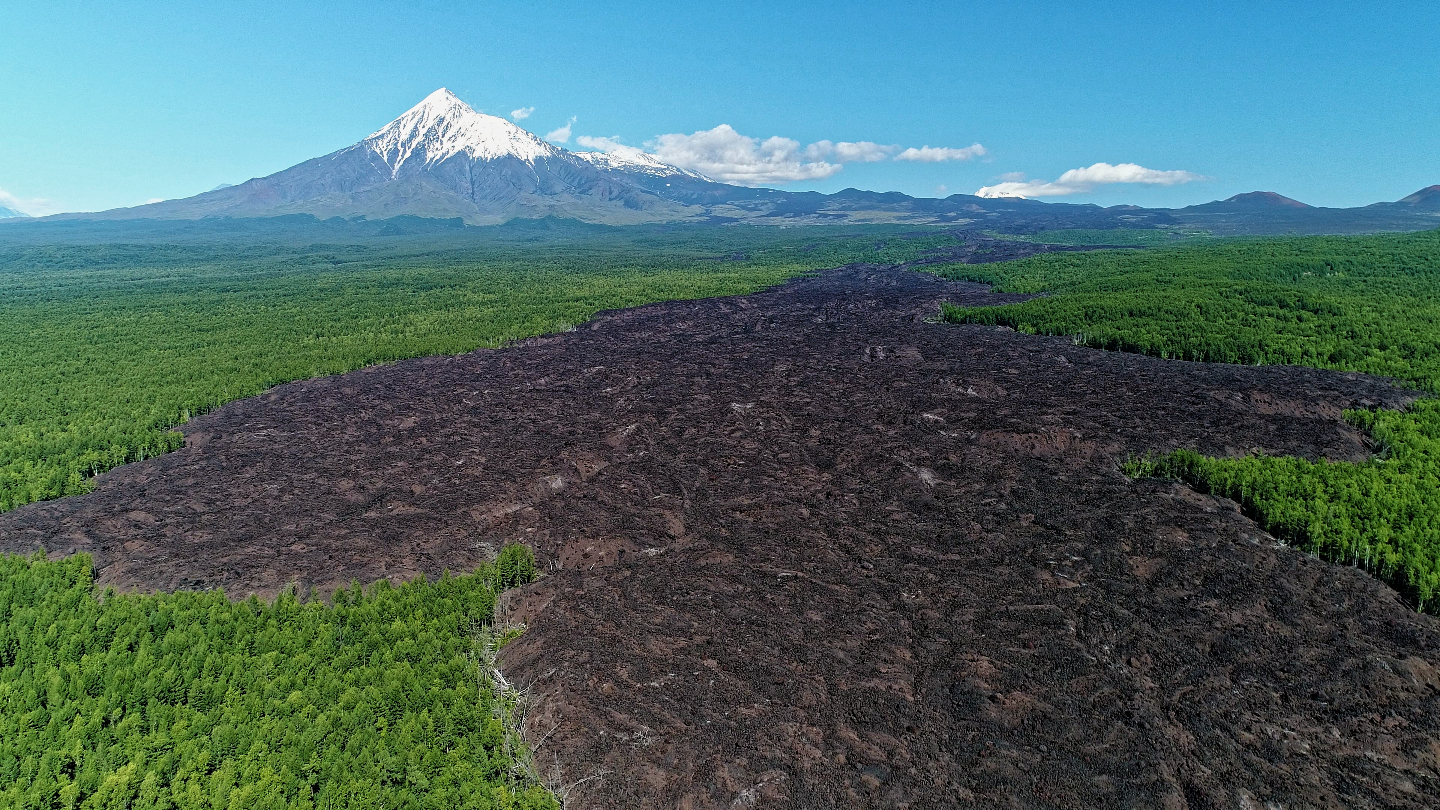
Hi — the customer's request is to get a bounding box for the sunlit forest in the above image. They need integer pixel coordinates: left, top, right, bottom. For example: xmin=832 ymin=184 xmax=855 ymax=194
xmin=0 ymin=547 xmax=548 ymax=809
xmin=937 ymin=230 xmax=1440 ymax=611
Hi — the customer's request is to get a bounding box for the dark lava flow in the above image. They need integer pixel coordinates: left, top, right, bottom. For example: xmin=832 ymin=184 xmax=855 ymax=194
xmin=3 ymin=264 xmax=1438 ymax=809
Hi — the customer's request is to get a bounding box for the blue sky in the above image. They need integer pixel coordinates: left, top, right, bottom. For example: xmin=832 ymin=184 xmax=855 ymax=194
xmin=2 ymin=1 xmax=1437 ymax=215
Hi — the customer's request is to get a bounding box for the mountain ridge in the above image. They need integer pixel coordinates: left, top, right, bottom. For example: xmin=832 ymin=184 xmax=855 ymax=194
xmin=19 ymin=89 xmax=1440 ymax=234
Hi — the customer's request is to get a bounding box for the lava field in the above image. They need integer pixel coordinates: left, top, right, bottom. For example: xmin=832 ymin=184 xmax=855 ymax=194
xmin=3 ymin=264 xmax=1437 ymax=809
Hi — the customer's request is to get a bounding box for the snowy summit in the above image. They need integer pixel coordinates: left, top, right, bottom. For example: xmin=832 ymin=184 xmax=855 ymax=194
xmin=364 ymin=88 xmax=560 ymax=173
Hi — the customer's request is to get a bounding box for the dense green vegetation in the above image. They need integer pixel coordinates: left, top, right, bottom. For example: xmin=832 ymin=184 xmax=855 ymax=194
xmin=494 ymin=545 xmax=538 ymax=591
xmin=936 ymin=230 xmax=1440 ymax=611
xmin=987 ymin=227 xmax=1212 ymax=246
xmin=0 ymin=223 xmax=957 ymax=512
xmin=938 ymin=231 xmax=1440 ymax=385
xmin=0 ymin=547 xmax=544 ymax=809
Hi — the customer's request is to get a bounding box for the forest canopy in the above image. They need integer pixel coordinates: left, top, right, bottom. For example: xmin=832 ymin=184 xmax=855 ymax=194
xmin=0 ymin=548 xmax=546 ymax=809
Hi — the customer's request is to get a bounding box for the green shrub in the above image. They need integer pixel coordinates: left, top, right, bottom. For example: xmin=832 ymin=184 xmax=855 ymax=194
xmin=495 ymin=544 xmax=538 ymax=590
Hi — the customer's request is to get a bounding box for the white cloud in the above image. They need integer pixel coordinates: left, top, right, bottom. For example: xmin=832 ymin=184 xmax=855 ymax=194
xmin=0 ymin=186 xmax=55 ymax=216
xmin=648 ymin=125 xmax=844 ymax=185
xmin=838 ymin=142 xmax=895 ymax=162
xmin=0 ymin=188 xmax=28 ymax=215
xmin=803 ymin=140 xmax=897 ymax=163
xmin=545 ymin=116 xmax=576 ymax=143
xmin=936 ymin=184 xmax=949 ymax=195
xmin=575 ymin=135 xmax=625 ymax=151
xmin=510 ymin=106 xmax=535 ymax=121
xmin=626 ymin=124 xmax=988 ymax=186
xmin=145 ymin=197 xmax=165 ymax=205
xmin=575 ymin=135 xmax=655 ymax=164
xmin=894 ymin=144 xmax=987 ymax=162
xmin=975 ymin=162 xmax=1204 ymax=198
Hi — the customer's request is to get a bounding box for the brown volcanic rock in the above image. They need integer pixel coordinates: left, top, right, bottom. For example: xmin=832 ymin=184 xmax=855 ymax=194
xmin=1397 ymin=185 xmax=1440 ymax=210
xmin=2 ymin=264 xmax=1438 ymax=809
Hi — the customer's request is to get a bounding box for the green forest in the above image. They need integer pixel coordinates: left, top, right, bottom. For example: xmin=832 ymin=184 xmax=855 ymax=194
xmin=0 ymin=548 xmax=547 ymax=809
xmin=0 ymin=224 xmax=956 ymax=512
xmin=987 ymin=227 xmax=1212 ymax=246
xmin=936 ymin=230 xmax=1440 ymax=611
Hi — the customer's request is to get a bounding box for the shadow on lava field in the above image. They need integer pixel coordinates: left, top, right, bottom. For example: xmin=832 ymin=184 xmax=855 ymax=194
xmin=3 ymin=265 xmax=1438 ymax=809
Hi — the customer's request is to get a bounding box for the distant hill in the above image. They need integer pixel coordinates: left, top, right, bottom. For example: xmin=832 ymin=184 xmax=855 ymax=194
xmin=1187 ymin=191 xmax=1312 ymax=211
xmin=1395 ymin=185 xmax=1440 ymax=211
xmin=0 ymin=205 xmax=29 ymax=219
xmin=19 ymin=89 xmax=1440 ymax=234
xmin=1166 ymin=187 xmax=1440 ymax=235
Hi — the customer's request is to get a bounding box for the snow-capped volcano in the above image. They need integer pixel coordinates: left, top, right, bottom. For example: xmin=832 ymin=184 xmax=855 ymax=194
xmin=58 ymin=88 xmax=711 ymax=224
xmin=365 ymin=88 xmax=560 ymax=173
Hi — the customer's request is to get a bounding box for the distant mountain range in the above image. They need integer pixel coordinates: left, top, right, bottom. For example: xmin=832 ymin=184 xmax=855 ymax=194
xmin=0 ymin=205 xmax=30 ymax=219
xmin=22 ymin=89 xmax=1440 ymax=235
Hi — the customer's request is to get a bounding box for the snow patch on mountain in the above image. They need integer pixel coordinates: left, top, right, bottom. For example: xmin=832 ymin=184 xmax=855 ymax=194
xmin=574 ymin=146 xmax=710 ymax=181
xmin=364 ymin=88 xmax=560 ymax=174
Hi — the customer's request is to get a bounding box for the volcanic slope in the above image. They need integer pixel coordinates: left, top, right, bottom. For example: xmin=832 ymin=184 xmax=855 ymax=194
xmin=3 ymin=266 xmax=1438 ymax=809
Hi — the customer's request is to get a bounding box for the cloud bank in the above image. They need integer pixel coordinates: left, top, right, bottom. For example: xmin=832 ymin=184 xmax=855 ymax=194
xmin=627 ymin=125 xmax=984 ymax=186
xmin=976 ymin=162 xmax=1203 ymax=198
xmin=647 ymin=125 xmax=841 ymax=184
xmin=806 ymin=140 xmax=896 ymax=163
xmin=510 ymin=106 xmax=535 ymax=121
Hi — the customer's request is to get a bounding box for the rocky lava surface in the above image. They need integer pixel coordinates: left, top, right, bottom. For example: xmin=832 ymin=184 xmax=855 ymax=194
xmin=3 ymin=264 xmax=1438 ymax=809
